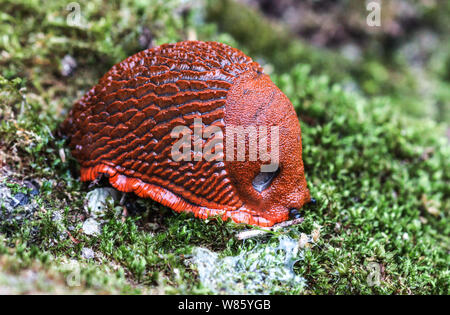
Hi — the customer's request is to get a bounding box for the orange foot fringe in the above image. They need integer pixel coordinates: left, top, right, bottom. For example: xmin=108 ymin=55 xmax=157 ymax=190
xmin=80 ymin=163 xmax=284 ymax=227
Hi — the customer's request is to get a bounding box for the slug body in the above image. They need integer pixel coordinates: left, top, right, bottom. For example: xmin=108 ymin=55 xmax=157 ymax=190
xmin=61 ymin=41 xmax=310 ymax=227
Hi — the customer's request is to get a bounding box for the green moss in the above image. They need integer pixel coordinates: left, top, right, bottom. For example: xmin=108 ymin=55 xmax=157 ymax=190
xmin=273 ymin=64 xmax=449 ymax=294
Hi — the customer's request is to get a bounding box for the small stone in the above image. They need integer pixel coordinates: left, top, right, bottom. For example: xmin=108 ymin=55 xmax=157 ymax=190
xmin=82 ymin=218 xmax=100 ymax=236
xmin=85 ymin=188 xmax=119 ymax=217
xmin=298 ymin=233 xmax=310 ymax=249
xmin=10 ymin=193 xmax=29 ymax=208
xmin=52 ymin=211 xmax=63 ymax=223
xmin=81 ymin=247 xmax=95 ymax=259
xmin=61 ymin=55 xmax=77 ymax=77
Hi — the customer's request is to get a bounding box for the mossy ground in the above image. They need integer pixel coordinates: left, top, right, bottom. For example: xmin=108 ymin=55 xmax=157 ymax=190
xmin=0 ymin=0 xmax=448 ymax=294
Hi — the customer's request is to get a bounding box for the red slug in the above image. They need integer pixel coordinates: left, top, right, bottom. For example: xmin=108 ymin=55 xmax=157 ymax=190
xmin=61 ymin=41 xmax=310 ymax=227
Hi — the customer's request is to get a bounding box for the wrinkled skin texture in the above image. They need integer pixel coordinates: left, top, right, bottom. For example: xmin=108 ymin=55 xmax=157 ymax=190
xmin=61 ymin=41 xmax=310 ymax=227
xmin=224 ymin=72 xmax=310 ymax=225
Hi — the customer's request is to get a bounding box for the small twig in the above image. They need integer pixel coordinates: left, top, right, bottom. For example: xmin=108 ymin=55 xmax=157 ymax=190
xmin=121 ymin=205 xmax=128 ymax=222
xmin=236 ymin=218 xmax=304 ymax=240
xmin=66 ymin=230 xmax=80 ymax=244
xmin=119 ymin=192 xmax=127 ymax=206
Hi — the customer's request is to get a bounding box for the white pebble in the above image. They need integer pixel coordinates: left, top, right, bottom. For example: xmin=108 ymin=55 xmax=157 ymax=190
xmin=82 ymin=218 xmax=100 ymax=236
xmin=81 ymin=247 xmax=95 ymax=259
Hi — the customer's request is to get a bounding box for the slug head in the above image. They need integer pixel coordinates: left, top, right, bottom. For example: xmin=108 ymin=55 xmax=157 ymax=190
xmin=224 ymin=72 xmax=310 ymax=225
